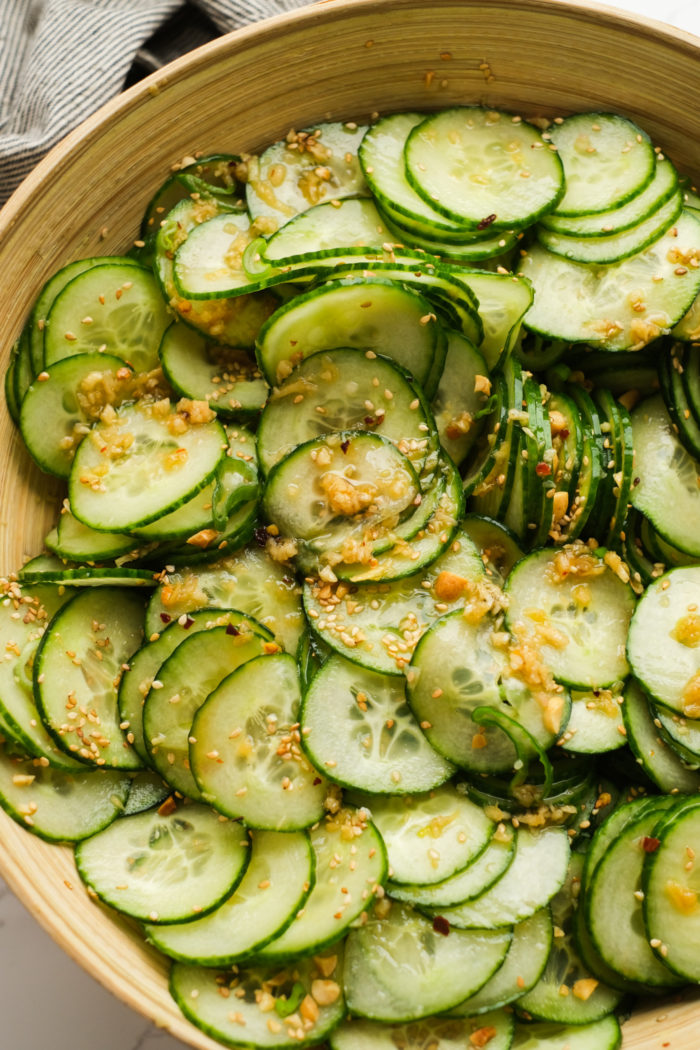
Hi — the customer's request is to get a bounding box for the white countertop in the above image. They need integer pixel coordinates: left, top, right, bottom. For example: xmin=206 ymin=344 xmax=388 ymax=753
xmin=2 ymin=2 xmax=700 ymax=1049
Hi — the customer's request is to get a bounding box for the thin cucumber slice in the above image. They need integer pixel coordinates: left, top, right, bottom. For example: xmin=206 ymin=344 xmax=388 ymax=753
xmin=627 ymin=565 xmax=700 ymax=715
xmin=12 ymin=322 xmax=34 ymax=409
xmin=256 ymin=809 xmax=386 ymax=960
xmin=34 ymin=587 xmax=144 ymax=769
xmin=511 ymin=1017 xmax=621 ymax=1050
xmin=505 ymin=546 xmax=635 ymax=689
xmin=652 ymin=703 xmax=700 ymax=763
xmin=360 ymin=782 xmax=493 ymax=885
xmin=333 ymin=454 xmax=463 ymax=584
xmin=162 ymin=495 xmax=257 ymax=567
xmin=19 ymin=351 xmax=133 ymax=479
xmin=405 ymin=107 xmax=563 ymax=230
xmin=331 ymin=1011 xmax=514 ymax=1050
xmin=146 ymin=829 xmax=314 ymax=965
xmin=257 ymin=347 xmax=433 ymax=477
xmin=387 ymin=826 xmax=515 ymax=907
xmin=450 ymin=909 xmax=553 ymax=1015
xmin=190 ymin=652 xmax=327 ymax=829
xmin=69 ymin=401 xmax=226 ymax=532
xmin=643 ymin=799 xmax=700 ymax=980
xmin=548 ymin=113 xmax=655 ymax=216
xmin=0 ymin=743 xmax=130 ymax=842
xmin=155 ymin=196 xmax=277 ymax=346
xmin=434 ymin=827 xmax=570 ymax=929
xmin=0 ymin=580 xmax=82 ymax=768
xmin=538 ymin=189 xmax=682 ymax=265
xmin=541 ymin=155 xmax=679 ymax=236
xmin=159 ymin=322 xmax=268 ymax=416
xmin=303 ymin=528 xmax=485 ymax=676
xmin=119 ymin=606 xmax=271 ymax=765
xmin=30 ymin=256 xmax=136 ymax=373
xmin=145 ymin=545 xmax=305 ymax=654
xmin=260 ymin=197 xmax=391 ymax=264
xmin=144 ymin=620 xmax=273 ymax=799
xmin=382 ymin=208 xmax=519 ymax=262
xmin=359 ymin=112 xmax=466 ymax=234
xmin=444 ymin=270 xmax=534 ymax=372
xmin=300 ymin=653 xmax=453 ymax=794
xmin=622 ymin=678 xmax=700 ymax=793
xmin=55 ymin=510 xmax=137 ymax=562
xmin=4 ymin=335 xmax=20 ymax=425
xmin=585 ymin=801 xmax=683 ymax=986
xmin=262 ymin=431 xmax=420 ymax=567
xmin=630 ymin=395 xmax=700 ymax=556
xmin=171 ymin=950 xmax=345 ymax=1050
xmin=44 ymin=263 xmax=170 ymax=372
xmin=255 ymin=277 xmax=440 ymax=388
xmin=520 ymin=211 xmax=700 ymax=349
xmin=516 ymin=854 xmax=623 ymax=1024
xmin=343 ymin=902 xmax=511 ymax=1022
xmin=407 ymin=609 xmax=566 ymax=773
xmin=431 ymin=331 xmax=490 ymax=466
xmin=128 ymin=480 xmax=219 ymax=543
xmin=173 ymin=211 xmax=265 ymax=298
xmin=558 ymin=687 xmax=626 ymax=754
xmin=246 ymin=119 xmax=368 ymax=228
xmin=75 ymin=802 xmax=250 ymax=924
xmin=17 ymin=555 xmax=157 ymax=588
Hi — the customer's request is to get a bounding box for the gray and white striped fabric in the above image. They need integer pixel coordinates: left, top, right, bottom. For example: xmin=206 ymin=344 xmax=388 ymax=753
xmin=0 ymin=0 xmax=311 ymax=207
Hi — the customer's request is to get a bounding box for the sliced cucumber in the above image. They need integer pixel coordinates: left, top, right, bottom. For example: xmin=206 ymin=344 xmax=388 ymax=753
xmin=44 ymin=262 xmax=170 ymax=372
xmin=405 ymin=107 xmax=563 ymax=230
xmin=146 ymin=829 xmax=314 ymax=964
xmin=75 ymin=802 xmax=250 ymax=923
xmin=301 ymin=653 xmax=453 ymax=794
xmin=331 ymin=1011 xmax=514 ymax=1050
xmin=190 ymin=652 xmax=327 ymax=829
xmin=0 ymin=743 xmax=129 ymax=842
xmin=69 ymin=400 xmax=226 ymax=532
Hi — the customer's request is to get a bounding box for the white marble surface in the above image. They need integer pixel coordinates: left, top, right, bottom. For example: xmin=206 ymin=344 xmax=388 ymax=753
xmin=2 ymin=2 xmax=700 ymax=1049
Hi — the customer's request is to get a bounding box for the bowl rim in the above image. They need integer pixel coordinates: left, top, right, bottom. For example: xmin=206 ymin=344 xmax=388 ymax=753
xmin=3 ymin=1 xmax=700 ymax=1047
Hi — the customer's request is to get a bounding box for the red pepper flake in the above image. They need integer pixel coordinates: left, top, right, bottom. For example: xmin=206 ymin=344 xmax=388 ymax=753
xmin=642 ymin=836 xmax=660 ymax=853
xmin=559 ymin=428 xmax=570 ymax=440
xmin=160 ymin=613 xmax=172 ymax=624
xmin=183 ymin=616 xmax=195 ymax=630
xmin=477 ymin=213 xmax=497 ymax=230
xmin=432 ymin=915 xmax=450 ymax=936
xmin=254 ymin=526 xmax=269 ymax=547
xmin=340 ymin=439 xmax=351 ymax=454
xmin=364 ymin=416 xmax=377 ymax=427
xmin=535 ymin=461 xmax=552 ymax=477
xmin=226 ymin=624 xmax=240 ymax=636
xmin=313 ymin=777 xmax=322 ymax=785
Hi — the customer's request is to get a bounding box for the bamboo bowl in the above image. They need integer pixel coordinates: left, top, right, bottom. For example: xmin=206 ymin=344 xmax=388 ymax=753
xmin=1 ymin=0 xmax=700 ymax=1046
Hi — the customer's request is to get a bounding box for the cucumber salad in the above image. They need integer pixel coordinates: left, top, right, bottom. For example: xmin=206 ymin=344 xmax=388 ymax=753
xmin=4 ymin=106 xmax=700 ymax=1050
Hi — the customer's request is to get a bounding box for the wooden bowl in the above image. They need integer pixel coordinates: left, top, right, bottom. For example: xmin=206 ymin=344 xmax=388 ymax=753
xmin=1 ymin=0 xmax=700 ymax=1046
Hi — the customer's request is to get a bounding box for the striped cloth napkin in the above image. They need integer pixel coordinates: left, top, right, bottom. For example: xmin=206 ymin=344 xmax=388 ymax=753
xmin=0 ymin=0 xmax=311 ymax=207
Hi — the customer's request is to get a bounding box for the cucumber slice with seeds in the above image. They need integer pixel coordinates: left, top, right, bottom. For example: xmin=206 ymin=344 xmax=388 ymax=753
xmin=343 ymin=902 xmax=512 ymax=1022
xmin=0 ymin=743 xmax=130 ymax=842
xmin=146 ymin=829 xmax=315 ymax=965
xmin=171 ymin=949 xmax=345 ymax=1050
xmin=191 ymin=652 xmax=327 ymax=829
xmin=34 ymin=587 xmax=145 ymax=769
xmin=144 ymin=618 xmax=273 ymax=799
xmin=145 ymin=545 xmax=305 ymax=653
xmin=405 ymin=107 xmax=564 ymax=230
xmin=548 ymin=113 xmax=655 ymax=216
xmin=256 ymin=808 xmax=386 ymax=960
xmin=330 ymin=1011 xmax=514 ymax=1050
xmin=301 ymin=653 xmax=453 ymax=794
xmin=75 ymin=802 xmax=250 ymax=923
xmin=44 ymin=263 xmax=170 ymax=372
xmin=69 ymin=401 xmax=226 ymax=533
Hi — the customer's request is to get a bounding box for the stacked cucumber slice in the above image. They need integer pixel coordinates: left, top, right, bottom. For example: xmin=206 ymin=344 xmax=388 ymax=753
xmin=4 ymin=106 xmax=700 ymax=1050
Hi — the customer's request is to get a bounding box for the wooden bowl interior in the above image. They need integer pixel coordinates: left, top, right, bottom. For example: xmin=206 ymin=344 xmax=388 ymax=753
xmin=1 ymin=0 xmax=700 ymax=1045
